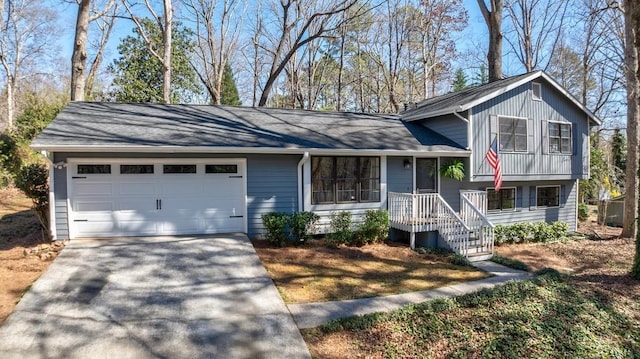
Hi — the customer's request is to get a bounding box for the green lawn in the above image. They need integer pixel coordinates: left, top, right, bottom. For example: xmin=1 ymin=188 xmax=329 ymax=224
xmin=302 ymin=269 xmax=640 ymax=358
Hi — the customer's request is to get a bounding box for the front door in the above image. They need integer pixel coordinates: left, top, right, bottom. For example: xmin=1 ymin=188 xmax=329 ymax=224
xmin=416 ymin=158 xmax=438 ymax=193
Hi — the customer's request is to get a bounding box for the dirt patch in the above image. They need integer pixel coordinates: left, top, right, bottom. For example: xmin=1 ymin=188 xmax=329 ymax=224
xmin=0 ymin=188 xmax=57 ymax=325
xmin=252 ymin=239 xmax=489 ymax=303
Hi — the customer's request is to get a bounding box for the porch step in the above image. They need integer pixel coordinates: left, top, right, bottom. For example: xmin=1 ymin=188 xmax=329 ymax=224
xmin=467 ymin=251 xmax=493 ymax=262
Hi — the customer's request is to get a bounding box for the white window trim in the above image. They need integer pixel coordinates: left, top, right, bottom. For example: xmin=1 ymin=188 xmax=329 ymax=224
xmin=486 ymin=186 xmax=517 ymax=212
xmin=497 ymin=115 xmax=529 ymax=153
xmin=532 ymin=82 xmax=542 ymax=101
xmin=547 ymin=120 xmax=573 ymax=155
xmin=535 ymin=185 xmax=561 ymax=208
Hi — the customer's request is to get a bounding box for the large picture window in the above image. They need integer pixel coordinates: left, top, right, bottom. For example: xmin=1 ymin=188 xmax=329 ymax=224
xmin=311 ymin=156 xmax=380 ymax=204
xmin=536 ymin=186 xmax=560 ymax=207
xmin=499 ymin=117 xmax=527 ymax=152
xmin=548 ymin=122 xmax=572 ymax=154
xmin=487 ymin=188 xmax=516 ymax=211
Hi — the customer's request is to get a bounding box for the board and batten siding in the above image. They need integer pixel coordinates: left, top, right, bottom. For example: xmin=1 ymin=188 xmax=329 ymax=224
xmin=467 ymin=180 xmax=578 ymax=232
xmin=387 ymin=156 xmax=413 ymax=193
xmin=417 ymin=113 xmax=469 ymax=148
xmin=51 ymin=152 xmax=300 ymax=239
xmin=471 ymin=80 xmax=590 ymax=182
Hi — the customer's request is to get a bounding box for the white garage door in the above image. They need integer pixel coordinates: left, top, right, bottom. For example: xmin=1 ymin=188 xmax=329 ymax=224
xmin=68 ymin=159 xmax=246 ymax=238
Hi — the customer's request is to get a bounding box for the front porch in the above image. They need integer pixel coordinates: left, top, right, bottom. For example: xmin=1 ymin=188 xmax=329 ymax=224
xmin=388 ymin=190 xmax=495 ymax=261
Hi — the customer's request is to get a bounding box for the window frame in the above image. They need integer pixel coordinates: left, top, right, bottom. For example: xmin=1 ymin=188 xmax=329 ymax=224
xmin=486 ymin=187 xmax=517 ymax=212
xmin=77 ymin=164 xmax=111 ymax=174
xmin=532 ymin=82 xmax=542 ymax=101
xmin=120 ymin=164 xmax=155 ymax=174
xmin=548 ymin=121 xmax=572 ymax=155
xmin=536 ymin=185 xmax=561 ymax=208
xmin=311 ymin=156 xmax=381 ymax=205
xmin=498 ymin=116 xmax=528 ymax=153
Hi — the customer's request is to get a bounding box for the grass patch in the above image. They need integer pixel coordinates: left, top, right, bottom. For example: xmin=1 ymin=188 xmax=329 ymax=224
xmin=491 ymin=254 xmax=530 ymax=271
xmin=303 ymin=270 xmax=640 ymax=358
xmin=253 ymin=239 xmax=490 ymax=303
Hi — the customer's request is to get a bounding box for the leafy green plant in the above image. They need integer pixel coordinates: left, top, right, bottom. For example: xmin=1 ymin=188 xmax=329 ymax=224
xmin=577 ymin=202 xmax=589 ymax=222
xmin=289 ymin=211 xmax=319 ymax=244
xmin=439 ymin=159 xmax=465 ymax=181
xmin=261 ymin=212 xmax=289 ymax=246
xmin=14 ymin=163 xmax=50 ymax=235
xmin=449 ymin=253 xmax=471 ymax=266
xmin=494 ymin=221 xmax=569 ymax=245
xmin=326 ymin=211 xmax=353 ymax=247
xmin=355 ymin=209 xmax=390 ymax=245
xmin=491 ymin=254 xmax=530 ymax=271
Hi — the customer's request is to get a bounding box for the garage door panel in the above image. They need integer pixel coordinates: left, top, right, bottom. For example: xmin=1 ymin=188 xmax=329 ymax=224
xmin=70 ymin=159 xmax=245 ymax=238
xmin=75 ymin=182 xmax=113 ymax=196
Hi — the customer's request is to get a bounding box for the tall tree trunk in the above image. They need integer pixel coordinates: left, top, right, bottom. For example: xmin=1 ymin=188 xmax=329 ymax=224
xmin=623 ymin=0 xmax=639 ymax=241
xmin=477 ymin=0 xmax=503 ymax=82
xmin=71 ymin=0 xmax=90 ymax=102
xmin=162 ymin=0 xmax=172 ymax=104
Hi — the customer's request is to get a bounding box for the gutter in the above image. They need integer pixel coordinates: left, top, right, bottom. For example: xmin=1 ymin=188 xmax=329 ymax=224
xmin=297 ymin=152 xmax=310 ymax=212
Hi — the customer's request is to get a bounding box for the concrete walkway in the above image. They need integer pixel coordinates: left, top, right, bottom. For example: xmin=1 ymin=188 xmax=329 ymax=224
xmin=0 ymin=234 xmax=311 ymax=359
xmin=288 ymin=261 xmax=531 ymax=329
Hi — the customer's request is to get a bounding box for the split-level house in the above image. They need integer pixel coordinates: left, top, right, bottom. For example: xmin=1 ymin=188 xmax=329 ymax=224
xmin=31 ymin=71 xmax=600 ymax=261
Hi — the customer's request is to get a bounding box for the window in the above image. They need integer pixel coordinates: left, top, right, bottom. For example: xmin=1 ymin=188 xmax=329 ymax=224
xmin=311 ymin=156 xmax=380 ymax=204
xmin=487 ymin=188 xmax=516 ymax=211
xmin=499 ymin=117 xmax=527 ymax=152
xmin=536 ymin=186 xmax=560 ymax=207
xmin=205 ymin=164 xmax=238 ymax=174
xmin=548 ymin=122 xmax=572 ymax=154
xmin=532 ymin=82 xmax=542 ymax=101
xmin=163 ymin=164 xmax=197 ymax=174
xmin=120 ymin=164 xmax=154 ymax=174
xmin=77 ymin=164 xmax=111 ymax=174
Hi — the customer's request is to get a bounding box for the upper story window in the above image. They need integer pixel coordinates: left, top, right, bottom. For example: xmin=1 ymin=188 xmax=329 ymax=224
xmin=548 ymin=122 xmax=572 ymax=154
xmin=487 ymin=187 xmax=516 ymax=211
xmin=499 ymin=117 xmax=527 ymax=152
xmin=311 ymin=156 xmax=380 ymax=204
xmin=536 ymin=186 xmax=560 ymax=207
xmin=532 ymin=82 xmax=542 ymax=101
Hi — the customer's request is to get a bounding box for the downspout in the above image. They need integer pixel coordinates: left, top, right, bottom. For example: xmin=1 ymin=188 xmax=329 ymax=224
xmin=453 ymin=110 xmax=472 ymax=180
xmin=40 ymin=151 xmax=57 ymax=241
xmin=297 ymin=152 xmax=310 ymax=212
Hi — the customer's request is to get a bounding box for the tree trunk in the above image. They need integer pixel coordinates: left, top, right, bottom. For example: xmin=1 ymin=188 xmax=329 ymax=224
xmin=162 ymin=0 xmax=172 ymax=104
xmin=6 ymin=76 xmax=13 ymax=130
xmin=478 ymin=0 xmax=503 ymax=82
xmin=70 ymin=0 xmax=90 ymax=102
xmin=623 ymin=0 xmax=639 ymax=241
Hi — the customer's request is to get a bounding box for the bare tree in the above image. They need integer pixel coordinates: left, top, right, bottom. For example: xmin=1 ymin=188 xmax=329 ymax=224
xmin=502 ymin=0 xmax=569 ymax=72
xmin=623 ymin=0 xmax=639 ymax=241
xmin=255 ymin=0 xmax=359 ymax=107
xmin=477 ymin=0 xmax=502 ymax=81
xmin=183 ymin=0 xmax=243 ymax=105
xmin=0 ymin=1 xmax=59 ymax=130
xmin=86 ymin=3 xmax=119 ymax=98
xmin=70 ymin=0 xmax=116 ymax=101
xmin=122 ymin=0 xmax=173 ymax=104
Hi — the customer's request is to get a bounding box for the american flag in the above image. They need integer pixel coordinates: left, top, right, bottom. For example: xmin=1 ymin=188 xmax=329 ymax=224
xmin=486 ymin=138 xmax=502 ymax=191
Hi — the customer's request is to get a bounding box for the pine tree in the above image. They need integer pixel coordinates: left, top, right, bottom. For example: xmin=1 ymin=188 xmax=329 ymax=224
xmin=452 ymin=68 xmax=468 ymax=92
xmin=219 ymin=64 xmax=242 ymax=106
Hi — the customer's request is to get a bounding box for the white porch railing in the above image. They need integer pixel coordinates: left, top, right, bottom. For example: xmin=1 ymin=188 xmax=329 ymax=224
xmin=388 ymin=191 xmax=494 ymax=260
xmin=460 ymin=192 xmax=495 ymax=256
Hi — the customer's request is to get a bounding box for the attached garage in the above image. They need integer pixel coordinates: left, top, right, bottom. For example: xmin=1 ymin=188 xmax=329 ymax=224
xmin=67 ymin=158 xmax=246 ymax=238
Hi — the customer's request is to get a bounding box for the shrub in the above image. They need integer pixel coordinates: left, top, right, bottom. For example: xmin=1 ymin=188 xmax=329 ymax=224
xmin=289 ymin=211 xmax=319 ymax=244
xmin=261 ymin=212 xmax=289 ymax=246
xmin=355 ymin=209 xmax=390 ymax=245
xmin=577 ymin=202 xmax=589 ymax=222
xmin=494 ymin=221 xmax=570 ymax=245
xmin=450 ymin=253 xmax=471 ymax=266
xmin=14 ymin=163 xmax=50 ymax=235
xmin=326 ymin=211 xmax=353 ymax=247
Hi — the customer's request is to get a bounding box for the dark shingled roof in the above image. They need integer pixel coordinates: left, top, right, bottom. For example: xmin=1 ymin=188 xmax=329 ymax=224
xmin=32 ymin=102 xmax=467 ymax=153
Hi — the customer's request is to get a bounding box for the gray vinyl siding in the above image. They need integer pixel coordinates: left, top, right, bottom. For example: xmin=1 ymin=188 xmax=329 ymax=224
xmin=246 ymin=155 xmax=299 ymax=237
xmin=417 ymin=113 xmax=469 ymax=148
xmin=438 ymin=157 xmax=468 ymax=212
xmin=51 ymin=152 xmax=300 ymax=239
xmin=471 ymin=80 xmax=590 ymax=182
xmin=387 ymin=156 xmax=413 ymax=193
xmin=467 ymin=180 xmax=578 ymax=232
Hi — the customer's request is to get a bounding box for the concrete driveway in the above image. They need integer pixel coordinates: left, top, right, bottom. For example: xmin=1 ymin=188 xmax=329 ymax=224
xmin=0 ymin=234 xmax=311 ymax=359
